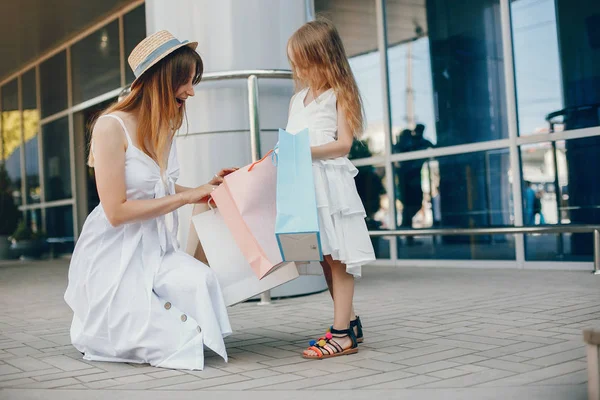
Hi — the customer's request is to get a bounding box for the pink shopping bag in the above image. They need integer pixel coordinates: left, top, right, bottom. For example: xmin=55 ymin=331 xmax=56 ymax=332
xmin=211 ymin=150 xmax=284 ymax=279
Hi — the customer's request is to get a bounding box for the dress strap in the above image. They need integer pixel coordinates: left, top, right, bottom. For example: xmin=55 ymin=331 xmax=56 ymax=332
xmin=98 ymin=114 xmax=134 ymax=147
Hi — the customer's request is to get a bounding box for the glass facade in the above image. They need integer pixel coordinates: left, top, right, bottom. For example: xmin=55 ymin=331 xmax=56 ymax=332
xmin=22 ymin=69 xmax=40 ymax=204
xmin=314 ymin=0 xmax=600 ymax=265
xmin=0 ymin=3 xmax=147 ymax=256
xmin=1 ymin=0 xmax=598 ymax=267
xmin=71 ymin=20 xmax=121 ymax=104
xmin=1 ymin=78 xmax=22 ymax=206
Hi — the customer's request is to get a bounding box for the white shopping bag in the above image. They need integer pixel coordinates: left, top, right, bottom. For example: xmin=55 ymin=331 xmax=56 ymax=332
xmin=191 ymin=206 xmax=299 ymax=306
xmin=295 ymin=261 xmax=325 ymax=276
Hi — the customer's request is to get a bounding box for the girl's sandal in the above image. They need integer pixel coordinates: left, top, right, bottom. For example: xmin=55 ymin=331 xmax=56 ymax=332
xmin=303 ymin=327 xmax=358 ymax=359
xmin=351 ymin=316 xmax=364 ymax=343
xmin=320 ymin=316 xmax=364 ymax=344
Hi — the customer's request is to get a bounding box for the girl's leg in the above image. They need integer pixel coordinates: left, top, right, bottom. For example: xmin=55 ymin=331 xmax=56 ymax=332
xmin=304 ymin=256 xmax=356 ymax=357
xmin=320 ymin=260 xmax=334 ymax=298
xmin=320 ymin=258 xmax=357 ymax=321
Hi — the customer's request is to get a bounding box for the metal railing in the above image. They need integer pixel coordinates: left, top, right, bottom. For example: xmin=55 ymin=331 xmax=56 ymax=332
xmin=369 ymin=225 xmax=600 ymax=274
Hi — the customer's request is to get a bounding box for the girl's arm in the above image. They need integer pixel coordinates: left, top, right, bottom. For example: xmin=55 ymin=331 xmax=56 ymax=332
xmin=93 ymin=117 xmax=214 ymax=227
xmin=310 ymin=106 xmax=354 ymax=160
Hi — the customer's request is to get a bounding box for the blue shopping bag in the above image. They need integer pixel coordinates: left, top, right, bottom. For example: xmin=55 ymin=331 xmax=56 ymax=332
xmin=275 ymin=128 xmax=323 ymax=262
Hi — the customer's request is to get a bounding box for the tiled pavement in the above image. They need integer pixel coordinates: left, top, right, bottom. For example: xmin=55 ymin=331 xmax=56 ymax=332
xmin=0 ymin=259 xmax=597 ymax=399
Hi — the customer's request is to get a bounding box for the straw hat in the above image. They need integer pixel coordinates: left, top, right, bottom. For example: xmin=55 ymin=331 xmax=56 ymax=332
xmin=128 ymin=30 xmax=198 ymax=86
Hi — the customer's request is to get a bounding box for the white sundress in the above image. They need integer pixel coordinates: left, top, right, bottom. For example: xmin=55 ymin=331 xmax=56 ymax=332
xmin=286 ymin=88 xmax=376 ymax=277
xmin=64 ymin=114 xmax=232 ymax=370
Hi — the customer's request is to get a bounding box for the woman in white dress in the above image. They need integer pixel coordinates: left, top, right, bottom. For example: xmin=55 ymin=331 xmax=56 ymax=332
xmin=64 ymin=30 xmax=235 ymax=370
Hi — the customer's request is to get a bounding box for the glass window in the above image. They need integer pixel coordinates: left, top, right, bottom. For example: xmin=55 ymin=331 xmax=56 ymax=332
xmin=1 ymin=78 xmax=22 ymax=206
xmin=40 ymin=51 xmax=68 ymax=118
xmin=27 ymin=209 xmax=43 ymax=235
xmin=71 ymin=21 xmax=121 ymax=104
xmin=315 ymin=0 xmax=385 ymax=159
xmin=350 ymin=158 xmax=390 ymax=259
xmin=395 ymin=148 xmax=515 ymax=260
xmin=22 ymin=69 xmax=41 ymax=204
xmin=124 ymin=4 xmax=147 ymax=84
xmin=387 ymin=0 xmax=509 ymax=149
xmin=45 ymin=205 xmax=74 ymax=254
xmin=511 ymin=0 xmax=562 ymax=135
xmin=512 ymin=0 xmax=600 ymax=135
xmin=42 ymin=117 xmax=71 ymax=201
xmin=522 ymin=136 xmax=600 ymax=261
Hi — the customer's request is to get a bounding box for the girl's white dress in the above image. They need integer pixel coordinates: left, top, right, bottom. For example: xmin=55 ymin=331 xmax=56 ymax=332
xmin=64 ymin=114 xmax=232 ymax=370
xmin=286 ymin=88 xmax=376 ymax=277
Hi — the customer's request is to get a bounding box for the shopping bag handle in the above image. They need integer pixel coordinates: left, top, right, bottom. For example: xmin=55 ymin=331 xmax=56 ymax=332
xmin=248 ymin=149 xmax=274 ymax=171
xmin=207 ymin=196 xmax=216 ymax=211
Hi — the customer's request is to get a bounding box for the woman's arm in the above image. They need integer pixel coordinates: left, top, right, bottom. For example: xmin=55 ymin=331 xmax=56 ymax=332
xmin=310 ymin=106 xmax=354 ymax=161
xmin=93 ymin=118 xmax=214 ymax=227
xmin=175 ymin=166 xmax=238 ymax=195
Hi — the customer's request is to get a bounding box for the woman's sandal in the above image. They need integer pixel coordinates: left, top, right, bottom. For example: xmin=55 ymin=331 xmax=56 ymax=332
xmin=303 ymin=327 xmax=359 ymax=359
xmin=320 ymin=316 xmax=364 ymax=344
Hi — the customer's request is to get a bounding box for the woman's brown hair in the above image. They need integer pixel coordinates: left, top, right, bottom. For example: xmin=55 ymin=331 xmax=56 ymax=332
xmin=88 ymin=46 xmax=203 ymax=171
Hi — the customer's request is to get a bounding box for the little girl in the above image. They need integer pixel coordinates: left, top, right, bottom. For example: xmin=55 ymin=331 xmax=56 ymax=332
xmin=286 ymin=19 xmax=376 ymax=359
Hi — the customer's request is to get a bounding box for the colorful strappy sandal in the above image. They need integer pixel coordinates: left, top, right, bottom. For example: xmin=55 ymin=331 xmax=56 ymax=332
xmin=303 ymin=327 xmax=359 ymax=359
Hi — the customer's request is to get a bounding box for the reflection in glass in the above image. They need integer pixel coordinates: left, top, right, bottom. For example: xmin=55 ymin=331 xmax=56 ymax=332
xmin=348 ymin=144 xmax=390 ymax=258
xmin=71 ymin=21 xmax=121 ymax=104
xmin=395 ymin=149 xmax=514 ymax=260
xmin=350 ymin=53 xmax=385 ymax=158
xmin=27 ymin=209 xmax=42 ymax=235
xmin=520 ymin=143 xmax=562 ymax=226
xmin=513 ymin=0 xmax=600 ymax=134
xmin=385 ymin=0 xmax=434 ymax=147
xmin=40 ymin=51 xmax=68 ymax=118
xmin=42 ymin=118 xmax=72 ymax=201
xmin=511 ymin=0 xmax=562 ymax=135
xmin=22 ymin=69 xmax=41 ymax=204
xmin=46 ymin=205 xmax=74 ymax=254
xmin=1 ymin=79 xmax=22 ymax=206
xmin=386 ymin=0 xmax=508 ymax=148
xmin=551 ymin=0 xmax=600 ymax=131
xmin=523 ymin=137 xmax=600 ymax=261
xmin=124 ymin=5 xmax=147 ymax=84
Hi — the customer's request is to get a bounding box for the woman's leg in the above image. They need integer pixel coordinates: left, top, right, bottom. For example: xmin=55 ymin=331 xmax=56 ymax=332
xmin=153 ymin=251 xmax=231 ymax=339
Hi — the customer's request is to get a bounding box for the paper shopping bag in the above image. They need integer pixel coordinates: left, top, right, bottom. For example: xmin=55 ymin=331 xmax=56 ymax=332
xmin=192 ymin=207 xmax=299 ymax=306
xmin=185 ymin=203 xmax=210 ymax=265
xmin=211 ymin=151 xmax=285 ymax=279
xmin=275 ymin=128 xmax=323 ymax=262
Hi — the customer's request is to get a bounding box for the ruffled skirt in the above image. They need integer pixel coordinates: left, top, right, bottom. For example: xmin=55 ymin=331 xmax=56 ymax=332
xmin=312 ymin=157 xmax=376 ymax=277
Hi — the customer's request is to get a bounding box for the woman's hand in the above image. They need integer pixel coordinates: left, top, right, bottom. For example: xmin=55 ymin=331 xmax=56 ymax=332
xmin=209 ymin=167 xmax=238 ymax=185
xmin=182 ymin=184 xmax=218 ymax=204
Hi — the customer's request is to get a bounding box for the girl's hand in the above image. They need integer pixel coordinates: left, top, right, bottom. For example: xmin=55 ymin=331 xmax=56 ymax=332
xmin=183 ymin=184 xmax=218 ymax=204
xmin=209 ymin=167 xmax=239 ymax=185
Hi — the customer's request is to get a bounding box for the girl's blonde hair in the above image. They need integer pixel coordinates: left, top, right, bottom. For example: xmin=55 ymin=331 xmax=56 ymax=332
xmin=287 ymin=19 xmax=364 ymax=137
xmin=88 ymin=46 xmax=203 ymax=171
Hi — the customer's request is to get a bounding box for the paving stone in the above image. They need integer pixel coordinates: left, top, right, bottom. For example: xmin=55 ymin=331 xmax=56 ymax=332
xmin=1 ymin=261 xmax=599 ymax=395
xmin=4 ymin=357 xmax=52 ymax=372
xmin=418 ymin=369 xmax=516 ymax=388
xmin=477 ymin=360 xmax=587 ymax=387
xmin=428 ymin=368 xmax=470 ymax=379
